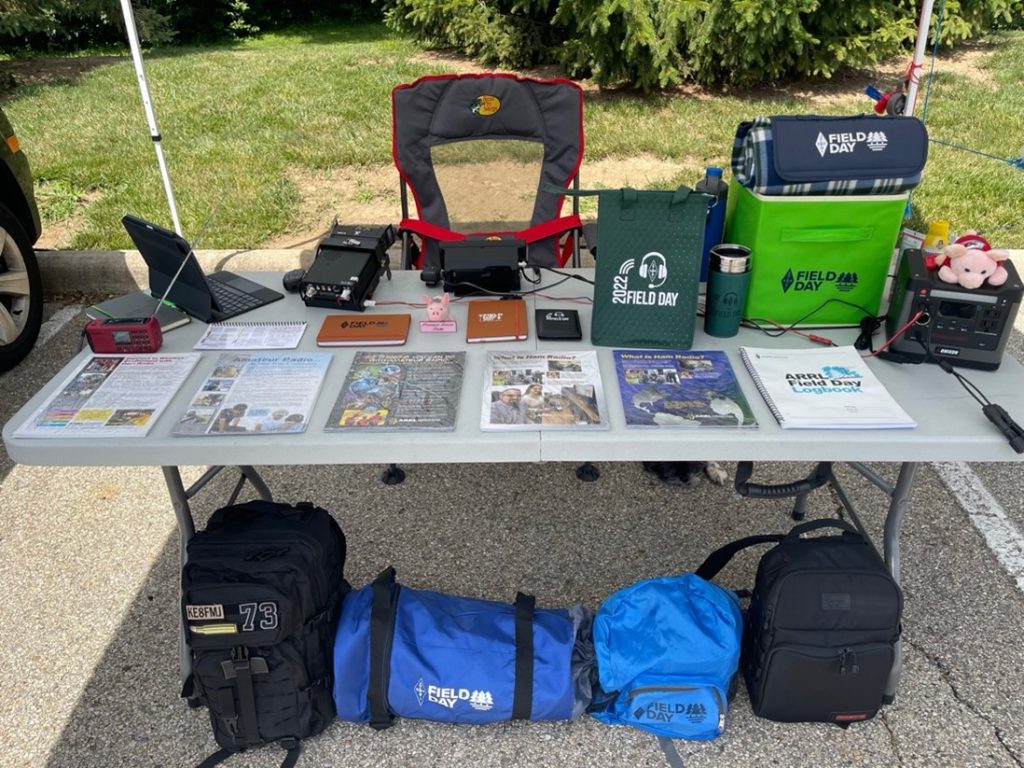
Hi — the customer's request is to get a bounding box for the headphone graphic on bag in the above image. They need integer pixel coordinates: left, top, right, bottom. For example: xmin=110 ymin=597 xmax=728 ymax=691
xmin=638 ymin=252 xmax=668 ymax=288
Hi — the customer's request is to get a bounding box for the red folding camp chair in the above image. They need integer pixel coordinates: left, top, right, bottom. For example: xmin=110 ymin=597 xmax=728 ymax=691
xmin=391 ymin=73 xmax=586 ymax=270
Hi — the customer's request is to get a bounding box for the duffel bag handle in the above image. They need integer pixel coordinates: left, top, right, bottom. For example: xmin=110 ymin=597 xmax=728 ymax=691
xmin=734 ymin=461 xmax=833 ymax=498
xmin=785 ymin=518 xmax=858 ymax=539
xmin=368 ymin=567 xmax=399 ymax=731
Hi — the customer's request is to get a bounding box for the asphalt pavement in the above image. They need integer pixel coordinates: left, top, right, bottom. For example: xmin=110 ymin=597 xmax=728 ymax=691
xmin=1 ymin=249 xmax=1023 ymax=768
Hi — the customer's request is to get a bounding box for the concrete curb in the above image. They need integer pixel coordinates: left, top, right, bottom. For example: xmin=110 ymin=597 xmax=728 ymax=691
xmin=37 ymin=248 xmax=317 ymax=298
xmin=36 ymin=247 xmax=1024 ymax=298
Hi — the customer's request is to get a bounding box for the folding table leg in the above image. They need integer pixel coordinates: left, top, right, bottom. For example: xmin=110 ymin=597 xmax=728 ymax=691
xmin=161 ymin=464 xmax=275 ymax=693
xmin=162 ymin=466 xmax=196 ymax=692
xmin=882 ymin=461 xmax=918 ymax=703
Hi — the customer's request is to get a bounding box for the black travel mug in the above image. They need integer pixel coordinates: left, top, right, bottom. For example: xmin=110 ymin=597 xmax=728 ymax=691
xmin=704 ymin=244 xmax=751 ymax=338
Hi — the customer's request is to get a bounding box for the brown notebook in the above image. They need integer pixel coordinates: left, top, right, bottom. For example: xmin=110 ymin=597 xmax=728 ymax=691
xmin=316 ymin=314 xmax=411 ymax=346
xmin=466 ymin=299 xmax=528 ymax=343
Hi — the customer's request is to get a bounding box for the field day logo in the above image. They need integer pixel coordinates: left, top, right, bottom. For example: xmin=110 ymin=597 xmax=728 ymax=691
xmin=815 ymin=130 xmax=888 ymax=156
xmin=415 ymin=677 xmax=495 ymax=711
xmin=470 ymin=95 xmax=501 ymax=116
xmin=787 ymin=364 xmax=863 ymax=395
xmin=633 ymin=701 xmax=707 ymax=723
xmin=612 ymin=252 xmax=679 ymax=307
xmin=781 ymin=268 xmax=858 ymax=294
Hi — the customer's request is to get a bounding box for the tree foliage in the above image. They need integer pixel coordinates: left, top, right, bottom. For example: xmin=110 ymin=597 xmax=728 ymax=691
xmin=0 ymin=0 xmax=378 ymax=53
xmin=380 ymin=0 xmax=1024 ymax=89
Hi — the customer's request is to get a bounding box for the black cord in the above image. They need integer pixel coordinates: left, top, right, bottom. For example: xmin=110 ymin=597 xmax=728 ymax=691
xmin=856 ymin=316 xmax=884 ymax=351
xmin=536 ymin=265 xmax=596 ymax=285
xmin=745 ymin=298 xmax=878 ymax=339
xmin=912 ymin=335 xmax=1024 ymax=453
xmin=443 ymin=274 xmax=576 ymax=298
xmin=519 ymin=264 xmax=542 ymax=286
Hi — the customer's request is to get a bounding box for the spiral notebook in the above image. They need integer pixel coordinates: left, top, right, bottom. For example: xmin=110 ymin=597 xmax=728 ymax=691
xmin=739 ymin=345 xmax=916 ymax=429
xmin=193 ymin=320 xmax=307 ymax=350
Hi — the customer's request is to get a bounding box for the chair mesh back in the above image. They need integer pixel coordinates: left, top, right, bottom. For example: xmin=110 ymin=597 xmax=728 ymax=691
xmin=392 ymin=74 xmax=584 ymax=267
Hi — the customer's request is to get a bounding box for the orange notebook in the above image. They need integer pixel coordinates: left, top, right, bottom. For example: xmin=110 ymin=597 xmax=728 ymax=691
xmin=316 ymin=314 xmax=411 ymax=346
xmin=466 ymin=299 xmax=528 ymax=343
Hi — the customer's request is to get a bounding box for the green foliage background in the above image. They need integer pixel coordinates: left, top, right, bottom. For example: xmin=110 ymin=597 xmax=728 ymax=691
xmin=0 ymin=0 xmax=378 ymax=52
xmin=379 ymin=0 xmax=1024 ymax=89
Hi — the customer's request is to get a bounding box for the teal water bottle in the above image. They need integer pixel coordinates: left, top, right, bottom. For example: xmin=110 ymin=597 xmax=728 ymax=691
xmin=704 ymin=244 xmax=751 ymax=338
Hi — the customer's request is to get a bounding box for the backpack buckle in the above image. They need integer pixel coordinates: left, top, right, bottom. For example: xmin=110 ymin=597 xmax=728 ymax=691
xmin=221 ymin=648 xmax=269 ymax=680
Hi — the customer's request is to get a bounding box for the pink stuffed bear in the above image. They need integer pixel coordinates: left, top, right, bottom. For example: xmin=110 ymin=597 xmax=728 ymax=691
xmin=937 ymin=235 xmax=1010 ymax=290
xmin=423 ymin=293 xmax=451 ymax=321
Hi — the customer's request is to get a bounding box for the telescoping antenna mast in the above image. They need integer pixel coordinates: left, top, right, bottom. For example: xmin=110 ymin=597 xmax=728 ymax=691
xmin=903 ymin=0 xmax=936 ymax=118
xmin=118 ymin=0 xmax=183 ymax=235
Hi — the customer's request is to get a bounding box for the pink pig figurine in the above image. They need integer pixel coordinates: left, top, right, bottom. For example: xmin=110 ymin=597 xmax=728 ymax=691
xmin=423 ymin=293 xmax=451 ymax=322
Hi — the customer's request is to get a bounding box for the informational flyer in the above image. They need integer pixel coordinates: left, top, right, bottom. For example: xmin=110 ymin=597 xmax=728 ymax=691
xmin=14 ymin=354 xmax=201 ymax=438
xmin=480 ymin=351 xmax=608 ymax=430
xmin=614 ymin=349 xmax=758 ymax=428
xmin=173 ymin=352 xmax=331 ymax=436
xmin=325 ymin=351 xmax=465 ymax=431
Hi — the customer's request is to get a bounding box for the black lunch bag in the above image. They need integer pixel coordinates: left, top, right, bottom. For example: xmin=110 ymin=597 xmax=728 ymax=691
xmin=182 ymin=500 xmax=349 ymax=767
xmin=697 ymin=519 xmax=902 ymax=725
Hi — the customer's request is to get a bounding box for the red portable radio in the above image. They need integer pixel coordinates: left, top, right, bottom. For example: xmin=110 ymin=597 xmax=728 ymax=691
xmin=85 ymin=316 xmax=163 ymax=354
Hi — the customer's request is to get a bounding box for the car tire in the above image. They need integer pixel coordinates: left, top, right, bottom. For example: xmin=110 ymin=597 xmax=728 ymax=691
xmin=0 ymin=203 xmax=43 ymax=373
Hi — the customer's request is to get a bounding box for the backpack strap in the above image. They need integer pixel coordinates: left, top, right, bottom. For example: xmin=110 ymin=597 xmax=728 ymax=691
xmin=278 ymin=739 xmax=301 ymax=768
xmin=368 ymin=567 xmax=399 ymax=731
xmin=196 ymin=742 xmax=300 ymax=768
xmin=657 ymin=736 xmax=687 ymax=768
xmin=512 ymin=592 xmax=536 ymax=720
xmin=695 ymin=535 xmax=784 ymax=582
xmin=197 ymin=748 xmax=234 ymax=768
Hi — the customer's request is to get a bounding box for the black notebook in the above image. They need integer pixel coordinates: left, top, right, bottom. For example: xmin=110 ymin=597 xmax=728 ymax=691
xmin=86 ymin=291 xmax=191 ymax=332
xmin=535 ymin=308 xmax=582 ymax=340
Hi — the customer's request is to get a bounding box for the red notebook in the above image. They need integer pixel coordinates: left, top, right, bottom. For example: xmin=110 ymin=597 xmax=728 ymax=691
xmin=316 ymin=314 xmax=411 ymax=346
xmin=466 ymin=299 xmax=528 ymax=343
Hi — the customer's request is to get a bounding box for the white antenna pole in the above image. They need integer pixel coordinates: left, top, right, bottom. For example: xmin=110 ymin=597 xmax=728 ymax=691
xmin=119 ymin=0 xmax=183 ymax=235
xmin=904 ymin=0 xmax=937 ymax=117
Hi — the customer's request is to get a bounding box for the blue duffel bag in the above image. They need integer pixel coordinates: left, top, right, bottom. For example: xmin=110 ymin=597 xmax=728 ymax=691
xmin=333 ymin=568 xmax=593 ymax=727
xmin=589 ymin=572 xmax=742 ymax=741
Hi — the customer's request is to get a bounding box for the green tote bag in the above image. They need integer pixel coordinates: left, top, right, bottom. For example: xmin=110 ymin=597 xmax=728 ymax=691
xmin=583 ymin=186 xmax=707 ymax=348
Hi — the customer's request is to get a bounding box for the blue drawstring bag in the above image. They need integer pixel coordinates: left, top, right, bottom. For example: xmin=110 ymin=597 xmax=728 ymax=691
xmin=590 ymin=573 xmax=742 ymax=740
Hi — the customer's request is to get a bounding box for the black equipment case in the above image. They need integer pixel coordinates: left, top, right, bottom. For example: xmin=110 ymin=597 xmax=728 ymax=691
xmin=697 ymin=519 xmax=902 ymax=725
xmin=182 ymin=500 xmax=349 ymax=766
xmin=300 ymin=224 xmax=395 ymax=311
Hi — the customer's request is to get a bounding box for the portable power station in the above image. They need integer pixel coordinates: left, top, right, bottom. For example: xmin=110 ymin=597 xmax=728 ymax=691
xmin=879 ymin=249 xmax=1023 ymax=370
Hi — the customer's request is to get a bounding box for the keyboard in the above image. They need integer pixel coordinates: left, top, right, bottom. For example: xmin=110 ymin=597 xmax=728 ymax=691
xmin=207 ymin=277 xmax=263 ymax=314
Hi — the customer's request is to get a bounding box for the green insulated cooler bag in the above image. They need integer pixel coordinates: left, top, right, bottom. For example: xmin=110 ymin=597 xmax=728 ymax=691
xmin=580 ymin=186 xmax=707 ymax=349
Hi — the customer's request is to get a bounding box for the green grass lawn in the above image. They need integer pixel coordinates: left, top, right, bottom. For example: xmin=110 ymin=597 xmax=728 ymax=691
xmin=3 ymin=22 xmax=1023 ymax=249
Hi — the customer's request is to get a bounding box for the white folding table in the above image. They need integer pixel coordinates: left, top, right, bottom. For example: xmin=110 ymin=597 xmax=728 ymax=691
xmin=7 ymin=269 xmax=1024 ymax=701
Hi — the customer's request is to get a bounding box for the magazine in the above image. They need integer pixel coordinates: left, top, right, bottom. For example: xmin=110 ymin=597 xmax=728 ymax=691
xmin=614 ymin=349 xmax=758 ymax=428
xmin=13 ymin=353 xmax=201 ymax=438
xmin=481 ymin=351 xmax=608 ymax=430
xmin=173 ymin=352 xmax=331 ymax=436
xmin=325 ymin=351 xmax=466 ymax=431
xmin=739 ymin=345 xmax=916 ymax=429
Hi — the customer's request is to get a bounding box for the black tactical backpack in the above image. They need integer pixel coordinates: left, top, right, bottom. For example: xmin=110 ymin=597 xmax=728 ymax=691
xmin=182 ymin=500 xmax=349 ymax=767
xmin=697 ymin=519 xmax=902 ymax=725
